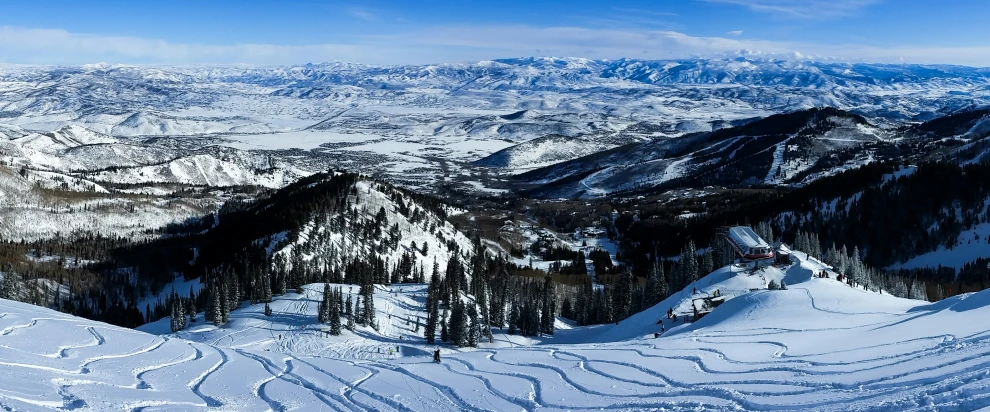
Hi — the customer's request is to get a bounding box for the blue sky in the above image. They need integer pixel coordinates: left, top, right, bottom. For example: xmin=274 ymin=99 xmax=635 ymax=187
xmin=0 ymin=0 xmax=988 ymax=66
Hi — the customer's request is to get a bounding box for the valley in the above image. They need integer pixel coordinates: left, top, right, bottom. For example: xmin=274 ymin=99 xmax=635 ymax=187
xmin=1 ymin=57 xmax=990 ymax=411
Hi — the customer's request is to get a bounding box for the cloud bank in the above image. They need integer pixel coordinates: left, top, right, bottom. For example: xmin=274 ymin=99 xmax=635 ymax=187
xmin=1 ymin=25 xmax=988 ymax=67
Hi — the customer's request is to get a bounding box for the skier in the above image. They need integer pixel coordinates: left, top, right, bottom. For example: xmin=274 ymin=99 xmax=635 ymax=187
xmin=433 ymin=348 xmax=441 ymax=363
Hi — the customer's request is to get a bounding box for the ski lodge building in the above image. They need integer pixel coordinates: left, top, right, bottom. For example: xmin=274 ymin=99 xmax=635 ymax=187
xmin=722 ymin=226 xmax=774 ymax=261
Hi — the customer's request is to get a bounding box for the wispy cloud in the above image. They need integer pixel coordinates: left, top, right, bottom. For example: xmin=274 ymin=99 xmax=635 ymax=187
xmin=726 ymin=30 xmax=744 ymax=36
xmin=1 ymin=24 xmax=989 ymax=67
xmin=700 ymin=0 xmax=882 ymax=18
xmin=349 ymin=9 xmax=376 ymax=22
xmin=611 ymin=7 xmax=679 ymax=17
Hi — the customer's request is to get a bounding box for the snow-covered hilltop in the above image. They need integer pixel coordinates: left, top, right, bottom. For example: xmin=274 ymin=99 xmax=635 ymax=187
xmin=3 ymin=251 xmax=990 ymax=410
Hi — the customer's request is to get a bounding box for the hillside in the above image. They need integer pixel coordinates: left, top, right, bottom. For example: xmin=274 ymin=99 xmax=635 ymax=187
xmin=4 ymin=250 xmax=990 ymax=410
xmin=517 ymin=108 xmax=893 ymax=198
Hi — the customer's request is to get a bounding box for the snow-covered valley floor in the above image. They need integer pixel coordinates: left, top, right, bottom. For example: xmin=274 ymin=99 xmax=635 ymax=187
xmin=3 ymin=255 xmax=990 ymax=411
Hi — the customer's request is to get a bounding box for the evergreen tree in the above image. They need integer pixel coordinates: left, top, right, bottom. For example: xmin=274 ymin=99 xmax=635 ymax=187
xmin=354 ymin=295 xmax=364 ymax=326
xmin=362 ymin=284 xmax=376 ymax=329
xmin=188 ymin=298 xmax=197 ymax=324
xmin=467 ymin=304 xmax=480 ymax=347
xmin=425 ymin=270 xmax=440 ymax=343
xmin=603 ymin=286 xmax=615 ymax=324
xmin=700 ymin=249 xmax=714 ymax=276
xmin=440 ymin=308 xmax=449 ymax=342
xmin=449 ymin=298 xmax=467 ymax=347
xmin=210 ymin=280 xmax=224 ymax=326
xmin=318 ymin=283 xmax=332 ymax=323
xmin=682 ymin=240 xmax=699 ymax=287
xmin=508 ymin=303 xmax=519 ymax=335
xmin=540 ymin=275 xmax=556 ymax=335
xmin=329 ymin=288 xmax=342 ymax=335
xmin=645 ymin=259 xmax=667 ymax=307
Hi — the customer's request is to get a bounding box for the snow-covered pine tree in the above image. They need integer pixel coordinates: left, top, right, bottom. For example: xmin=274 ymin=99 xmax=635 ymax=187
xmin=440 ymin=308 xmax=450 ymax=342
xmin=170 ymin=300 xmax=179 ymax=332
xmin=684 ymin=240 xmax=699 ymax=287
xmin=362 ymin=283 xmax=376 ymax=329
xmin=615 ymin=272 xmax=633 ymax=321
xmin=467 ymin=304 xmax=480 ymax=347
xmin=210 ymin=280 xmax=223 ymax=326
xmin=908 ymin=278 xmax=928 ymax=301
xmin=318 ymin=283 xmax=331 ymax=323
xmin=354 ymin=295 xmax=364 ymax=326
xmin=810 ymin=233 xmax=821 ymax=260
xmin=330 ymin=287 xmax=342 ymax=335
xmin=541 ymin=274 xmax=555 ymax=334
xmin=476 ymin=277 xmax=491 ymax=340
xmin=188 ymin=298 xmax=197 ymax=324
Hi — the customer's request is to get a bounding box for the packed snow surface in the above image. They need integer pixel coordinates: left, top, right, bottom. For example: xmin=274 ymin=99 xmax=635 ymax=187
xmin=2 ymin=254 xmax=990 ymax=410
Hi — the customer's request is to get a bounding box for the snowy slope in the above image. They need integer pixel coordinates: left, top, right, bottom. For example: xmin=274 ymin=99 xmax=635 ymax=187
xmin=5 ymin=251 xmax=990 ymax=410
xmin=271 ymin=179 xmax=476 ymax=283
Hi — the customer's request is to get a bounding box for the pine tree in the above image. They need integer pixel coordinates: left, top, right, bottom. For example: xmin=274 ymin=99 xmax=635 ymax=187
xmin=645 ymin=259 xmax=667 ymax=307
xmin=354 ymin=295 xmax=364 ymax=326
xmin=210 ymin=280 xmax=224 ymax=326
xmin=508 ymin=303 xmax=519 ymax=334
xmin=450 ymin=298 xmax=467 ymax=346
xmin=541 ymin=274 xmax=556 ymax=334
xmin=467 ymin=304 xmax=480 ymax=347
xmin=188 ymin=298 xmax=197 ymax=324
xmin=603 ymin=286 xmax=615 ymax=324
xmin=700 ymin=249 xmax=714 ymax=276
xmin=330 ymin=288 xmax=342 ymax=335
xmin=425 ymin=270 xmax=440 ymax=343
xmin=440 ymin=308 xmax=450 ymax=342
xmin=318 ymin=283 xmax=331 ymax=323
xmin=683 ymin=240 xmax=699 ymax=286
xmin=477 ymin=280 xmax=492 ymax=340
xmin=362 ymin=284 xmax=376 ymax=329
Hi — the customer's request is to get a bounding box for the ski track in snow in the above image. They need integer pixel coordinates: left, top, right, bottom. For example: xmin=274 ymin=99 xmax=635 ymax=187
xmin=5 ymin=255 xmax=990 ymax=410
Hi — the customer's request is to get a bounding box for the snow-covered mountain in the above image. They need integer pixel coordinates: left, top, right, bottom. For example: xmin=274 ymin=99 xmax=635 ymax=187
xmin=4 ymin=250 xmax=990 ymax=410
xmin=1 ymin=58 xmax=989 ymax=194
xmin=516 ymin=108 xmax=897 ymax=198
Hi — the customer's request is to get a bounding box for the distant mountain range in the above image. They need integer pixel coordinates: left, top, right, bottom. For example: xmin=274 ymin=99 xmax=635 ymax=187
xmin=1 ymin=57 xmax=989 ymax=196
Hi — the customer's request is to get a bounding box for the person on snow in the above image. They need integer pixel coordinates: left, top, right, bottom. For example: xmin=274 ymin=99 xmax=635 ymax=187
xmin=654 ymin=332 xmax=660 ymax=338
xmin=433 ymin=348 xmax=441 ymax=363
